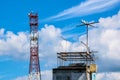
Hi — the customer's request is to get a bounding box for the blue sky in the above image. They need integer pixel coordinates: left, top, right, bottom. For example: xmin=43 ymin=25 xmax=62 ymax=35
xmin=0 ymin=0 xmax=120 ymax=80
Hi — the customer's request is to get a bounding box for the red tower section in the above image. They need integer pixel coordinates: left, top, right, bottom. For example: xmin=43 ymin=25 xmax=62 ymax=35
xmin=28 ymin=12 xmax=41 ymax=80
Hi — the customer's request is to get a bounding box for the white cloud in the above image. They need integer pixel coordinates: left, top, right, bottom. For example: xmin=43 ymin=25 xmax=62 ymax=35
xmin=43 ymin=0 xmax=119 ymax=21
xmin=88 ymin=11 xmax=120 ymax=72
xmin=14 ymin=70 xmax=52 ymax=80
xmin=99 ymin=11 xmax=120 ymax=29
xmin=38 ymin=24 xmax=62 ymax=68
xmin=0 ymin=28 xmax=4 ymax=36
xmin=41 ymin=70 xmax=52 ymax=80
xmin=0 ymin=30 xmax=29 ymax=60
xmin=0 ymin=25 xmax=68 ymax=67
xmin=14 ymin=75 xmax=27 ymax=80
xmin=96 ymin=72 xmax=120 ymax=80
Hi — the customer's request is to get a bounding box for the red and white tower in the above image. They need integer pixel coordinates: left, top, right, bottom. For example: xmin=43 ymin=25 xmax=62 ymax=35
xmin=28 ymin=12 xmax=41 ymax=80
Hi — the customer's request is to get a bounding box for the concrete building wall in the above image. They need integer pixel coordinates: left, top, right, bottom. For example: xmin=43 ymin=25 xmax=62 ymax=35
xmin=53 ymin=69 xmax=86 ymax=80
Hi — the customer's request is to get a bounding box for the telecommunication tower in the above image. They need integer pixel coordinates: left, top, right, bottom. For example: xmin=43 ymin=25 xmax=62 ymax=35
xmin=28 ymin=12 xmax=41 ymax=80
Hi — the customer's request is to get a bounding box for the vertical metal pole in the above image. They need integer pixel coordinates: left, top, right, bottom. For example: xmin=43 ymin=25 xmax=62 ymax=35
xmin=86 ymin=66 xmax=87 ymax=80
xmin=86 ymin=25 xmax=88 ymax=47
xmin=86 ymin=25 xmax=89 ymax=80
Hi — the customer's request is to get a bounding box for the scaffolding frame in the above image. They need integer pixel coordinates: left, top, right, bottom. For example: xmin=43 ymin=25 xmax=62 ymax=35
xmin=57 ymin=51 xmax=95 ymax=67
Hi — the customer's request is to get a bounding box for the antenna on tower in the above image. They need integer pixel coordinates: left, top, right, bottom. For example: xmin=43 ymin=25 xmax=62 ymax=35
xmin=76 ymin=19 xmax=98 ymax=47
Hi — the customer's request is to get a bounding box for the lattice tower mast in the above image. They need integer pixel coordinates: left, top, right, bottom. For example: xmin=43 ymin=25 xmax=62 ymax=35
xmin=28 ymin=12 xmax=41 ymax=80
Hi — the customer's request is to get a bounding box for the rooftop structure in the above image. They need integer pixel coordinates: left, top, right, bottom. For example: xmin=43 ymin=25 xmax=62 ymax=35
xmin=53 ymin=20 xmax=98 ymax=80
